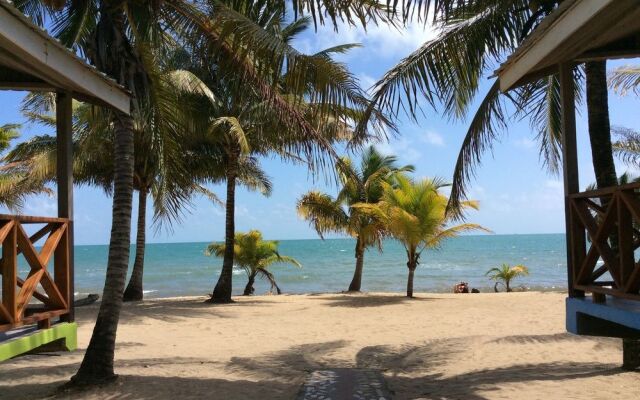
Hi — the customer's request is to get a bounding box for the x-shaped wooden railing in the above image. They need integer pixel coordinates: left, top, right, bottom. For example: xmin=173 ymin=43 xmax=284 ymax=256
xmin=569 ymin=183 xmax=640 ymax=301
xmin=0 ymin=214 xmax=71 ymax=332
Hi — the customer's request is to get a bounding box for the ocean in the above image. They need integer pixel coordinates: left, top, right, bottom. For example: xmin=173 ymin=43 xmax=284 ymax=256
xmin=59 ymin=234 xmax=569 ymax=298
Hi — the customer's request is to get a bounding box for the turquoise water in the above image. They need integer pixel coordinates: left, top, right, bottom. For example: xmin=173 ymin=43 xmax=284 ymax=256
xmin=63 ymin=234 xmax=568 ymax=298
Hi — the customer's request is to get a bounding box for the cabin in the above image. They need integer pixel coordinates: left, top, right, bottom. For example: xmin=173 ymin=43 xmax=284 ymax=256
xmin=0 ymin=0 xmax=129 ymax=361
xmin=496 ymin=0 xmax=640 ymax=354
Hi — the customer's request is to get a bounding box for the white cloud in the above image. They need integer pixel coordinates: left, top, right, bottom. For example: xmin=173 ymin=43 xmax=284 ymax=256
xmin=376 ymin=137 xmax=421 ymax=163
xmin=513 ymin=137 xmax=536 ymax=149
xmin=422 ymin=130 xmax=445 ymax=147
xmin=293 ymin=19 xmax=438 ymax=62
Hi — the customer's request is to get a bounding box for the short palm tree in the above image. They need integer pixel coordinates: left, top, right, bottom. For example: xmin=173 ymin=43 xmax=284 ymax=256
xmin=297 ymin=146 xmax=413 ymax=292
xmin=360 ymin=176 xmax=488 ymax=297
xmin=486 ymin=263 xmax=529 ymax=292
xmin=206 ymin=230 xmax=301 ymax=295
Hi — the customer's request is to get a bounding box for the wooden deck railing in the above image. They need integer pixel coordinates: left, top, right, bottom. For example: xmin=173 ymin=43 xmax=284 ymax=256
xmin=0 ymin=214 xmax=71 ymax=332
xmin=568 ymin=183 xmax=640 ymax=301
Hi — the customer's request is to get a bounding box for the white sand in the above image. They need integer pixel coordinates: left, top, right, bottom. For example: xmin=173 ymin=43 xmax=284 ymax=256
xmin=0 ymin=292 xmax=638 ymax=399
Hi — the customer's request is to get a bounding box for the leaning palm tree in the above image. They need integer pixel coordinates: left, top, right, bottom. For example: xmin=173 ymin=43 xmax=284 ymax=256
xmin=358 ymin=0 xmax=617 ymax=214
xmin=361 ymin=176 xmax=488 ymax=297
xmin=206 ymin=230 xmax=301 ymax=295
xmin=297 ymin=146 xmax=413 ymax=292
xmin=486 ymin=263 xmax=529 ymax=292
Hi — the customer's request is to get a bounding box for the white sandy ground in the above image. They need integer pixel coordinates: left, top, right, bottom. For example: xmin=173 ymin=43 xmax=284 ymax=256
xmin=0 ymin=292 xmax=638 ymax=399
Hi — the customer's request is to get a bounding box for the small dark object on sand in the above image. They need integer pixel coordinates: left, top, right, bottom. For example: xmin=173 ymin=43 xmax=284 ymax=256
xmin=471 ymin=288 xmax=480 ymax=293
xmin=74 ymin=294 xmax=99 ymax=307
xmin=453 ymin=282 xmax=469 ymax=293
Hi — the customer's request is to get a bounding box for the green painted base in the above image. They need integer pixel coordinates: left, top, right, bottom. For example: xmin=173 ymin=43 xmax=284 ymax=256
xmin=0 ymin=322 xmax=77 ymax=362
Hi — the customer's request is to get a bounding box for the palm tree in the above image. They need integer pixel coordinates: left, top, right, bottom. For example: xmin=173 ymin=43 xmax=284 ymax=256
xmin=0 ymin=124 xmax=51 ymax=209
xmin=357 ymin=0 xmax=618 ymax=212
xmin=206 ymin=230 xmax=301 ymax=295
xmin=187 ymin=11 xmax=388 ymax=303
xmin=297 ymin=146 xmax=413 ymax=292
xmin=16 ymin=0 xmax=391 ymax=385
xmin=486 ymin=263 xmax=529 ymax=292
xmin=361 ymin=176 xmax=488 ymax=297
xmin=7 ymin=89 xmax=224 ymax=303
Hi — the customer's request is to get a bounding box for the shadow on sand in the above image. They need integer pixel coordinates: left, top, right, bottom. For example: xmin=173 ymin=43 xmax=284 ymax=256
xmin=318 ymin=294 xmax=433 ymax=308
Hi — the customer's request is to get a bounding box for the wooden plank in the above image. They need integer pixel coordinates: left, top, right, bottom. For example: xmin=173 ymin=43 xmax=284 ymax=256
xmin=623 ymin=263 xmax=640 ymax=294
xmin=0 ymin=303 xmax=12 ymax=324
xmin=16 ymin=223 xmax=45 ymax=273
xmin=15 ymin=269 xmax=44 ymax=317
xmin=1 ymin=223 xmax=16 ymax=323
xmin=0 ymin=214 xmax=68 ymax=224
xmin=39 ymin=270 xmax=67 ymax=309
xmin=560 ymin=62 xmax=583 ymax=298
xmin=575 ymin=284 xmax=640 ymax=302
xmin=54 ymin=226 xmax=70 ymax=313
xmin=57 ymin=92 xmax=74 ymax=323
xmin=0 ymin=223 xmax=54 ymax=272
xmin=0 ymin=309 xmax=68 ymax=333
xmin=39 ymin=223 xmax=66 ymax=266
xmin=618 ymin=194 xmax=634 ymax=286
xmin=0 ymin=220 xmax=14 ymax=243
xmin=569 ymin=182 xmax=640 ymax=199
xmin=619 ymin=191 xmax=640 ymax=222
xmin=572 ymin=200 xmax=621 ymax=285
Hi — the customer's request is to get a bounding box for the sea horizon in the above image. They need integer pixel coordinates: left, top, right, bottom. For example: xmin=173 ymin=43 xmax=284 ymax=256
xmin=52 ymin=233 xmax=571 ymax=299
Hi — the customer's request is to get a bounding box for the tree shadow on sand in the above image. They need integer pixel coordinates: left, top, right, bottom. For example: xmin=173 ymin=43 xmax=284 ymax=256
xmin=4 ymin=374 xmax=293 ymax=400
xmin=227 ymin=337 xmax=630 ymax=400
xmin=318 ymin=294 xmax=433 ymax=308
xmin=75 ymin=298 xmax=240 ymax=325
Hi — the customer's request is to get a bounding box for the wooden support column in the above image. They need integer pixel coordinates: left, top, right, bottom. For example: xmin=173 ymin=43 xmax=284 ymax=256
xmin=56 ymin=92 xmax=74 ymax=322
xmin=560 ymin=63 xmax=585 ymax=298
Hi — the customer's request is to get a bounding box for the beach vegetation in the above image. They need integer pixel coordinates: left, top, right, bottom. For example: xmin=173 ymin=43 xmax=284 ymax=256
xmin=358 ymin=1 xmax=618 ymax=217
xmin=486 ymin=263 xmax=529 ymax=293
xmin=0 ymin=124 xmax=51 ymax=209
xmin=206 ymin=230 xmax=301 ymax=295
xmin=297 ymin=146 xmax=413 ymax=292
xmin=356 ymin=176 xmax=488 ymax=297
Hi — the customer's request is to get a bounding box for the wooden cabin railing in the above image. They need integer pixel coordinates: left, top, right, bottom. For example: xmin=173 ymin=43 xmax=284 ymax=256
xmin=0 ymin=214 xmax=71 ymax=333
xmin=568 ymin=183 xmax=640 ymax=302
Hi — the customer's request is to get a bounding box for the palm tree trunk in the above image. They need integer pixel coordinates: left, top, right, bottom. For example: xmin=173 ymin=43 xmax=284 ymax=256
xmin=585 ymin=61 xmax=618 ymax=189
xmin=244 ymin=272 xmax=256 ymax=296
xmin=123 ymin=189 xmax=147 ymax=302
xmin=348 ymin=236 xmax=365 ymax=292
xmin=71 ymin=110 xmax=134 ymax=385
xmin=406 ymin=255 xmax=417 ymax=298
xmin=210 ymin=159 xmax=238 ymax=303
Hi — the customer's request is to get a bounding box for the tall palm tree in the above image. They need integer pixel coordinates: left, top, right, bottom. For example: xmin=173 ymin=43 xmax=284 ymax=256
xmin=206 ymin=230 xmax=301 ymax=295
xmin=357 ymin=0 xmax=617 ymax=212
xmin=15 ymin=0 xmax=391 ymax=385
xmin=297 ymin=146 xmax=413 ymax=291
xmin=184 ymin=9 xmax=389 ymax=303
xmin=486 ymin=263 xmax=529 ymax=292
xmin=360 ymin=176 xmax=487 ymax=297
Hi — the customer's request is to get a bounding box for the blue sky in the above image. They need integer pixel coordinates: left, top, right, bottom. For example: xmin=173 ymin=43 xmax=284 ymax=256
xmin=1 ymin=19 xmax=639 ymax=245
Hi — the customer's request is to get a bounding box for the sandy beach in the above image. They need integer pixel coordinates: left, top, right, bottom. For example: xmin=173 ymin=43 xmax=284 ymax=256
xmin=0 ymin=292 xmax=638 ymax=399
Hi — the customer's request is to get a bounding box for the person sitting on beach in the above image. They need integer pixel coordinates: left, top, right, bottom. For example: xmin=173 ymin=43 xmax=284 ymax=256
xmin=453 ymin=282 xmax=469 ymax=293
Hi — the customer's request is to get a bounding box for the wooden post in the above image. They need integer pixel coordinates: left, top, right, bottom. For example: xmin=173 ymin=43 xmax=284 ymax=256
xmin=559 ymin=63 xmax=585 ymax=298
xmin=56 ymin=92 xmax=74 ymax=322
xmin=1 ymin=222 xmax=16 ymax=323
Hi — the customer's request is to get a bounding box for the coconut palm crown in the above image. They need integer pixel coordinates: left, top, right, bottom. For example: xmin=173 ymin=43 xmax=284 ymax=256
xmin=297 ymin=146 xmax=414 ymax=292
xmin=358 ymin=176 xmax=489 ymax=297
